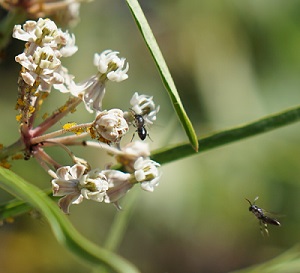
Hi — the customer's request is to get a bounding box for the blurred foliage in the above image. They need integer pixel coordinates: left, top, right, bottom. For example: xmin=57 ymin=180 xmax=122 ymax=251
xmin=1 ymin=0 xmax=300 ymax=272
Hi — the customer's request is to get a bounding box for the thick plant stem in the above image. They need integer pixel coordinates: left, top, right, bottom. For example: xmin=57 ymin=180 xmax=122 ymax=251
xmin=0 ymin=138 xmax=25 ymax=161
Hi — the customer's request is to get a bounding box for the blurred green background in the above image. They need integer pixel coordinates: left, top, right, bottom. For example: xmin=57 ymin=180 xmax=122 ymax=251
xmin=1 ymin=0 xmax=300 ymax=272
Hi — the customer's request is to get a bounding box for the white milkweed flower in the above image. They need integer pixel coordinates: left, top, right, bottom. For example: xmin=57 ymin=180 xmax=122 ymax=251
xmin=134 ymin=157 xmax=161 ymax=192
xmin=94 ymin=50 xmax=129 ymax=82
xmin=53 ymin=66 xmax=75 ymax=93
xmin=80 ymin=169 xmax=109 ymax=202
xmin=71 ymin=74 xmax=106 ymax=113
xmin=13 ymin=19 xmax=77 ymax=93
xmin=92 ymin=109 xmax=129 ymax=144
xmin=15 ymin=46 xmax=64 ymax=92
xmin=70 ymin=50 xmax=129 ymax=112
xmin=13 ymin=18 xmax=59 ymax=45
xmin=116 ymin=141 xmax=151 ymax=172
xmin=58 ymin=31 xmax=78 ymax=57
xmin=102 ymin=170 xmax=134 ymax=206
xmin=52 ymin=164 xmax=109 ymax=214
xmin=13 ymin=18 xmax=77 ymax=57
xmin=130 ymin=92 xmax=160 ymax=125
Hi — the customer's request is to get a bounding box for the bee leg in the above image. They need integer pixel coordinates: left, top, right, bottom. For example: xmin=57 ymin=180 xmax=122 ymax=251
xmin=147 ymin=133 xmax=153 ymax=142
xmin=259 ymin=221 xmax=264 ymax=237
xmin=130 ymin=131 xmax=136 ymax=142
xmin=264 ymin=223 xmax=269 ymax=237
xmin=259 ymin=221 xmax=269 ymax=237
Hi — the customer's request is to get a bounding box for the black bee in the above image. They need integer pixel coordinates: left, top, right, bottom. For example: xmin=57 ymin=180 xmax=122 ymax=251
xmin=245 ymin=196 xmax=280 ymax=236
xmin=134 ymin=114 xmax=147 ymax=140
xmin=130 ymin=110 xmax=148 ymax=141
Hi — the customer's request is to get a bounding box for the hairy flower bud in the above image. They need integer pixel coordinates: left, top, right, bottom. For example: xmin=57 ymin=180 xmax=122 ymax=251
xmin=92 ymin=109 xmax=129 ymax=144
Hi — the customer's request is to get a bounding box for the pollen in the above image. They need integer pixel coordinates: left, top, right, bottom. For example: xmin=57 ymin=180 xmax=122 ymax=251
xmin=28 ymin=105 xmax=35 ymax=114
xmin=15 ymin=98 xmax=25 ymax=110
xmin=88 ymin=127 xmax=97 ymax=139
xmin=63 ymin=122 xmax=85 ymax=135
xmin=16 ymin=98 xmax=25 ymax=106
xmin=63 ymin=122 xmax=78 ymax=130
xmin=59 ymin=105 xmax=68 ymax=113
xmin=16 ymin=114 xmax=22 ymax=122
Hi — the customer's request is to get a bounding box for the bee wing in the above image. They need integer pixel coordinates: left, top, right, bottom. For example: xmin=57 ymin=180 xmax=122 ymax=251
xmin=264 ymin=216 xmax=281 ymax=226
xmin=256 ymin=207 xmax=282 ymax=226
xmin=261 ymin=208 xmax=281 ymax=226
xmin=262 ymin=208 xmax=284 ymax=218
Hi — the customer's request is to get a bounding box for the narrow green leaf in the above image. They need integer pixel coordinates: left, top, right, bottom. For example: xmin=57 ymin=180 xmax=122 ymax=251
xmin=151 ymin=104 xmax=300 ymax=165
xmin=0 ymin=167 xmax=140 ymax=273
xmin=126 ymin=0 xmax=198 ymax=152
xmin=0 ymin=188 xmax=55 ymax=221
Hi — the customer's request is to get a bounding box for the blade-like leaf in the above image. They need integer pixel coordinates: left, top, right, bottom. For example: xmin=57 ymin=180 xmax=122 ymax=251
xmin=151 ymin=104 xmax=300 ymax=165
xmin=0 ymin=167 xmax=140 ymax=273
xmin=126 ymin=0 xmax=198 ymax=152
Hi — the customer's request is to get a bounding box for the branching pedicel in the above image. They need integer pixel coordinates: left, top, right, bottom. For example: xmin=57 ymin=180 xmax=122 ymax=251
xmin=4 ymin=18 xmax=161 ymax=213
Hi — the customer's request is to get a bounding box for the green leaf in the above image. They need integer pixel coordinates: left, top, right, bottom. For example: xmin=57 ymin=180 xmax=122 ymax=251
xmin=151 ymin=104 xmax=300 ymax=165
xmin=126 ymin=0 xmax=199 ymax=152
xmin=0 ymin=167 xmax=140 ymax=273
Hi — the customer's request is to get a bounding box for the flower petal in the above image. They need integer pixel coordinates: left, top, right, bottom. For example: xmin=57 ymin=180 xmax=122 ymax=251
xmin=58 ymin=192 xmax=82 ymax=214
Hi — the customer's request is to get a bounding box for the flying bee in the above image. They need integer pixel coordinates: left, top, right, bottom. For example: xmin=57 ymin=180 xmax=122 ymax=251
xmin=245 ymin=196 xmax=280 ymax=236
xmin=130 ymin=109 xmax=149 ymax=141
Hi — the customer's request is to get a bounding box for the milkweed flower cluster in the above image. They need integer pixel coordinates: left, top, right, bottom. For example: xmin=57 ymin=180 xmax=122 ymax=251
xmin=5 ymin=18 xmax=161 ymax=214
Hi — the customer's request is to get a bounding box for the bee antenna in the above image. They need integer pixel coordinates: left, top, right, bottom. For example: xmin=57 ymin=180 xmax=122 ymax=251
xmin=245 ymin=198 xmax=252 ymax=206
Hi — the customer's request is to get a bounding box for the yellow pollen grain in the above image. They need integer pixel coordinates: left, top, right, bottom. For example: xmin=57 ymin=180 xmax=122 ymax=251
xmin=16 ymin=114 xmax=22 ymax=122
xmin=88 ymin=127 xmax=97 ymax=139
xmin=59 ymin=105 xmax=68 ymax=113
xmin=63 ymin=122 xmax=85 ymax=135
xmin=63 ymin=122 xmax=77 ymax=130
xmin=29 ymin=105 xmax=35 ymax=114
xmin=16 ymin=98 xmax=25 ymax=106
